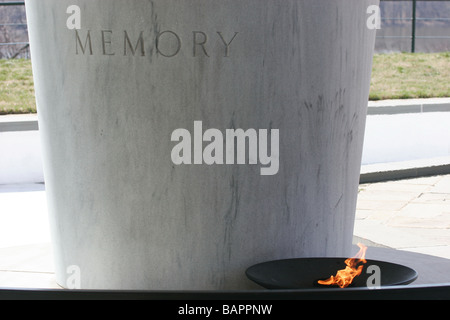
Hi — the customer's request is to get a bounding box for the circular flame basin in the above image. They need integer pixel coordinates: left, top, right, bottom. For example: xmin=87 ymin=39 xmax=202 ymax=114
xmin=246 ymin=258 xmax=418 ymax=289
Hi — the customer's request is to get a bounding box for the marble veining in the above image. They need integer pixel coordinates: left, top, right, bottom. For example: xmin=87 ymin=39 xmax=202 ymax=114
xmin=26 ymin=0 xmax=378 ymax=290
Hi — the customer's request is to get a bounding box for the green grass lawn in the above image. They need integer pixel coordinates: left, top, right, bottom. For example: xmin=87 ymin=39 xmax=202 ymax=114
xmin=1 ymin=52 xmax=450 ymax=114
xmin=0 ymin=59 xmax=35 ymax=114
xmin=369 ymin=52 xmax=450 ymax=100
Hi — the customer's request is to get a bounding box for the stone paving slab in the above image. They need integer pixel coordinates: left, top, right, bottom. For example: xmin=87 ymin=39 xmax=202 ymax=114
xmin=354 ymin=173 xmax=450 ymax=260
xmin=0 ymin=243 xmax=58 ymax=289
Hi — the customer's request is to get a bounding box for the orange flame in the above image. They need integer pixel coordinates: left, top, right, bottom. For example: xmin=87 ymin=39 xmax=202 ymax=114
xmin=317 ymin=243 xmax=368 ymax=288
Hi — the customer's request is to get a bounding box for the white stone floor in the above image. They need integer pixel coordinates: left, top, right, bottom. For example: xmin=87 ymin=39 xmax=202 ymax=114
xmin=0 ymin=173 xmax=450 ymax=289
xmin=0 ymin=183 xmax=57 ymax=289
xmin=354 ymin=173 xmax=450 ymax=258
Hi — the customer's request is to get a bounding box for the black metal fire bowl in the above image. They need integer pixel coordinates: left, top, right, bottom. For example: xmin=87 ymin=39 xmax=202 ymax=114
xmin=246 ymin=257 xmax=418 ymax=290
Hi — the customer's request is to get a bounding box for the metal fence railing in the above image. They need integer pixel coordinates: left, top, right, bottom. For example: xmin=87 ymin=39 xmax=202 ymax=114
xmin=379 ymin=0 xmax=450 ymax=53
xmin=0 ymin=1 xmax=27 ymax=58
xmin=0 ymin=0 xmax=450 ymax=57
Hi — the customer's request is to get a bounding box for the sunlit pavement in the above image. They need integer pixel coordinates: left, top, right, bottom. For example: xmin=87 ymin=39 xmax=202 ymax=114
xmin=355 ymin=174 xmax=450 ymax=259
xmin=0 ymin=183 xmax=57 ymax=289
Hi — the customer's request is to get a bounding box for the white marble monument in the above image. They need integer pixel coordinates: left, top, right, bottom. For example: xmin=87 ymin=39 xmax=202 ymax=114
xmin=26 ymin=0 xmax=378 ymax=290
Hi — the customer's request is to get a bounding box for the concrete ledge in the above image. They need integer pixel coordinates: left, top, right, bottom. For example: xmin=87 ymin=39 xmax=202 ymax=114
xmin=367 ymin=98 xmax=450 ymax=115
xmin=0 ymin=114 xmax=39 ymax=132
xmin=2 ymin=282 xmax=450 ymax=300
xmin=360 ymin=156 xmax=450 ymax=183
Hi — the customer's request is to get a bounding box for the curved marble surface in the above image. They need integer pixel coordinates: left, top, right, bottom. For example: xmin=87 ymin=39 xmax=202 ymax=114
xmin=26 ymin=0 xmax=378 ymax=289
